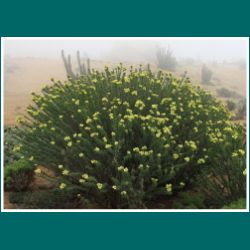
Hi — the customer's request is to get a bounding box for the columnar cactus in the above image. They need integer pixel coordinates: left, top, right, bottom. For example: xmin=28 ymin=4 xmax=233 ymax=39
xmin=61 ymin=50 xmax=90 ymax=79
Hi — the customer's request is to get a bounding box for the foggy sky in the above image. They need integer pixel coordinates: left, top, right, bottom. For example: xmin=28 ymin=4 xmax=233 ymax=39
xmin=3 ymin=38 xmax=248 ymax=62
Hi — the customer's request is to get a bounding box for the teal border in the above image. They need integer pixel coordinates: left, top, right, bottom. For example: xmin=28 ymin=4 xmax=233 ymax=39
xmin=0 ymin=0 xmax=249 ymax=249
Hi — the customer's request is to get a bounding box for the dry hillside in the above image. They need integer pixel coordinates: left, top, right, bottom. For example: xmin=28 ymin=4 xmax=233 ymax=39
xmin=4 ymin=57 xmax=246 ymax=126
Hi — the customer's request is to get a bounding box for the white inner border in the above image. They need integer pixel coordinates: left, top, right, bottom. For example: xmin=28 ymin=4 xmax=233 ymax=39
xmin=1 ymin=37 xmax=249 ymax=213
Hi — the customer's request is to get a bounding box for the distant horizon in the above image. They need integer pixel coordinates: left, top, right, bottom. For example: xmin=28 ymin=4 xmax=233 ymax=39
xmin=2 ymin=38 xmax=248 ymax=63
xmin=4 ymin=54 xmax=247 ymax=64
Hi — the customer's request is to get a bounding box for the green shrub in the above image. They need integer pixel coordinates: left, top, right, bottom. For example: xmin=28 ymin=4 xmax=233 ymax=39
xmin=226 ymin=100 xmax=236 ymax=111
xmin=217 ymin=88 xmax=241 ymax=99
xmin=8 ymin=191 xmax=27 ymax=204
xmin=236 ymin=98 xmax=246 ymax=120
xmin=14 ymin=65 xmax=244 ymax=208
xmin=21 ymin=188 xmax=86 ymax=209
xmin=8 ymin=188 xmax=86 ymax=209
xmin=4 ymin=126 xmax=20 ymax=166
xmin=4 ymin=160 xmax=34 ymax=191
xmin=172 ymin=191 xmax=206 ymax=209
xmin=222 ymin=198 xmax=246 ymax=209
xmin=197 ymin=124 xmax=246 ymax=208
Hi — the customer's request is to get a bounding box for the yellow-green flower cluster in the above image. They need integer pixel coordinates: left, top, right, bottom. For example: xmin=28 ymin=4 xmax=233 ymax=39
xmin=165 ymin=184 xmax=172 ymax=193
xmin=135 ymin=100 xmax=145 ymax=111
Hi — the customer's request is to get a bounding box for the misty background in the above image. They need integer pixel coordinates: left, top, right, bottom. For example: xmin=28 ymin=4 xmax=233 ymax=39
xmin=4 ymin=38 xmax=247 ymax=62
xmin=3 ymin=38 xmax=248 ymax=125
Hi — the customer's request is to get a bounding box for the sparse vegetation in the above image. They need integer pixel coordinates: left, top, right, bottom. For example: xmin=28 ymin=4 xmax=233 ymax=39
xmin=156 ymin=47 xmax=177 ymax=71
xmin=217 ymin=87 xmax=242 ymax=99
xmin=226 ymin=100 xmax=236 ymax=111
xmin=201 ymin=64 xmax=213 ymax=85
xmin=236 ymin=98 xmax=246 ymax=120
xmin=4 ymin=57 xmax=246 ymax=126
